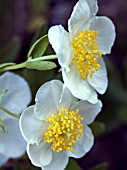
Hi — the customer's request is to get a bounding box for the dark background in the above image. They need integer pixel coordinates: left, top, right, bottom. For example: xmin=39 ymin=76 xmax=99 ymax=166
xmin=0 ymin=0 xmax=127 ymax=170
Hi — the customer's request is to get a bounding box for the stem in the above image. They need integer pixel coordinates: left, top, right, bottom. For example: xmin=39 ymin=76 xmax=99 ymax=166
xmin=0 ymin=62 xmax=26 ymax=73
xmin=29 ymin=55 xmax=58 ymax=62
xmin=0 ymin=105 xmax=20 ymax=119
xmin=0 ymin=55 xmax=57 ymax=73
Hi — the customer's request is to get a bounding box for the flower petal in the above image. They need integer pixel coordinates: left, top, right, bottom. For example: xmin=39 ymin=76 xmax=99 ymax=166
xmin=20 ymin=105 xmax=47 ymax=144
xmin=35 ymin=80 xmax=64 ymax=120
xmin=58 ymin=85 xmax=77 ymax=111
xmin=90 ymin=16 xmax=116 ymax=54
xmin=67 ymin=125 xmax=94 ymax=158
xmin=88 ymin=57 xmax=108 ymax=94
xmin=48 ymin=25 xmax=72 ymax=68
xmin=0 ymin=118 xmax=26 ymax=158
xmin=0 ymin=72 xmax=31 ymax=116
xmin=42 ymin=151 xmax=69 ymax=170
xmin=68 ymin=0 xmax=98 ymax=37
xmin=70 ymin=100 xmax=102 ymax=125
xmin=27 ymin=142 xmax=52 ymax=167
xmin=0 ymin=153 xmax=9 ymax=166
xmin=62 ymin=65 xmax=98 ymax=104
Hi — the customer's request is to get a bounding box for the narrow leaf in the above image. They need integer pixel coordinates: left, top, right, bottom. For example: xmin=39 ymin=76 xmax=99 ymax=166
xmin=89 ymin=162 xmax=108 ymax=170
xmin=90 ymin=121 xmax=106 ymax=138
xmin=0 ymin=89 xmax=8 ymax=103
xmin=0 ymin=63 xmax=16 ymax=69
xmin=66 ymin=159 xmax=82 ymax=170
xmin=0 ymin=119 xmax=8 ymax=133
xmin=26 ymin=60 xmax=56 ymax=70
xmin=28 ymin=35 xmax=49 ymax=59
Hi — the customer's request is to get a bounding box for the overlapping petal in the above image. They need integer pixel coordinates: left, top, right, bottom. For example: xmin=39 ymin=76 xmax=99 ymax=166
xmin=48 ymin=25 xmax=72 ymax=69
xmin=0 ymin=72 xmax=31 ymax=116
xmin=20 ymin=106 xmax=47 ymax=144
xmin=68 ymin=0 xmax=98 ymax=37
xmin=67 ymin=125 xmax=94 ymax=158
xmin=88 ymin=57 xmax=108 ymax=94
xmin=42 ymin=151 xmax=69 ymax=170
xmin=62 ymin=65 xmax=98 ymax=104
xmin=70 ymin=100 xmax=102 ymax=125
xmin=0 ymin=118 xmax=26 ymax=158
xmin=27 ymin=142 xmax=52 ymax=167
xmin=35 ymin=80 xmax=63 ymax=120
xmin=90 ymin=16 xmax=116 ymax=54
xmin=0 ymin=153 xmax=9 ymax=166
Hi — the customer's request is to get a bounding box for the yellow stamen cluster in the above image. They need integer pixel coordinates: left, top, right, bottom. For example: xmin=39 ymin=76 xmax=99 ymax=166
xmin=44 ymin=108 xmax=84 ymax=152
xmin=72 ymin=29 xmax=102 ymax=80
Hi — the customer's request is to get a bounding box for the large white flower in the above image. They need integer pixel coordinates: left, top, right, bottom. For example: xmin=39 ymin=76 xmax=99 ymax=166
xmin=20 ymin=80 xmax=102 ymax=170
xmin=0 ymin=72 xmax=31 ymax=166
xmin=48 ymin=0 xmax=116 ymax=104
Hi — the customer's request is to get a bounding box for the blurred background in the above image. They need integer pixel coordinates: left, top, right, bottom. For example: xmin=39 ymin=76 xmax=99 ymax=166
xmin=0 ymin=0 xmax=127 ymax=170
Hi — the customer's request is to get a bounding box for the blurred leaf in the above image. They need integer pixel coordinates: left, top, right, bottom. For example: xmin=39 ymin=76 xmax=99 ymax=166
xmin=26 ymin=60 xmax=56 ymax=70
xmin=89 ymin=162 xmax=108 ymax=170
xmin=66 ymin=159 xmax=82 ymax=170
xmin=30 ymin=21 xmax=48 ymax=46
xmin=0 ymin=119 xmax=8 ymax=133
xmin=105 ymin=58 xmax=127 ymax=104
xmin=90 ymin=121 xmax=106 ymax=138
xmin=0 ymin=39 xmax=21 ymax=62
xmin=116 ymin=105 xmax=127 ymax=124
xmin=0 ymin=89 xmax=8 ymax=103
xmin=14 ymin=160 xmax=23 ymax=170
xmin=0 ymin=63 xmax=16 ymax=69
xmin=28 ymin=0 xmax=48 ymax=13
xmin=28 ymin=35 xmax=49 ymax=59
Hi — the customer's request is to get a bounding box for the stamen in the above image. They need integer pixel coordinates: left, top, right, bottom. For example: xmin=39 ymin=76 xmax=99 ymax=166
xmin=44 ymin=108 xmax=84 ymax=152
xmin=72 ymin=29 xmax=102 ymax=80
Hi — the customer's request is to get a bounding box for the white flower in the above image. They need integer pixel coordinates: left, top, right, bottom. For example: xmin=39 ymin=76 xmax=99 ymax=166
xmin=20 ymin=80 xmax=102 ymax=170
xmin=48 ymin=0 xmax=116 ymax=104
xmin=0 ymin=72 xmax=31 ymax=166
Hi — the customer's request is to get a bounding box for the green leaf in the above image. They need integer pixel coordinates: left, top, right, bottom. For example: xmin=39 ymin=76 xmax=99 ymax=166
xmin=0 ymin=119 xmax=8 ymax=133
xmin=66 ymin=159 xmax=82 ymax=170
xmin=0 ymin=63 xmax=16 ymax=69
xmin=26 ymin=60 xmax=56 ymax=70
xmin=89 ymin=162 xmax=108 ymax=170
xmin=90 ymin=121 xmax=106 ymax=138
xmin=0 ymin=89 xmax=8 ymax=103
xmin=116 ymin=105 xmax=127 ymax=124
xmin=28 ymin=35 xmax=49 ymax=59
xmin=0 ymin=38 xmax=21 ymax=62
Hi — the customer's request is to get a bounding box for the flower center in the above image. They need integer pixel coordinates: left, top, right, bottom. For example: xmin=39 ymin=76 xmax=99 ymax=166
xmin=72 ymin=29 xmax=102 ymax=80
xmin=44 ymin=108 xmax=84 ymax=152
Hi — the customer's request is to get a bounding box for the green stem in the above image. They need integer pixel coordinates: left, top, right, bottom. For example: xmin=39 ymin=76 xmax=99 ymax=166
xmin=0 ymin=62 xmax=26 ymax=73
xmin=0 ymin=105 xmax=20 ymax=119
xmin=29 ymin=55 xmax=58 ymax=62
xmin=0 ymin=55 xmax=57 ymax=73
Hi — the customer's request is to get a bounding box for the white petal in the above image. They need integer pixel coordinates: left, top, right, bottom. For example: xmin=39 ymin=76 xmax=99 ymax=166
xmin=0 ymin=118 xmax=26 ymax=158
xmin=67 ymin=125 xmax=94 ymax=158
xmin=70 ymin=100 xmax=102 ymax=125
xmin=27 ymin=142 xmax=52 ymax=167
xmin=88 ymin=57 xmax=108 ymax=94
xmin=0 ymin=72 xmax=31 ymax=116
xmin=68 ymin=0 xmax=98 ymax=37
xmin=48 ymin=25 xmax=72 ymax=68
xmin=90 ymin=16 xmax=116 ymax=54
xmin=20 ymin=106 xmax=47 ymax=144
xmin=58 ymin=85 xmax=76 ymax=111
xmin=0 ymin=153 xmax=9 ymax=166
xmin=35 ymin=80 xmax=66 ymax=120
xmin=62 ymin=65 xmax=98 ymax=104
xmin=42 ymin=151 xmax=69 ymax=170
